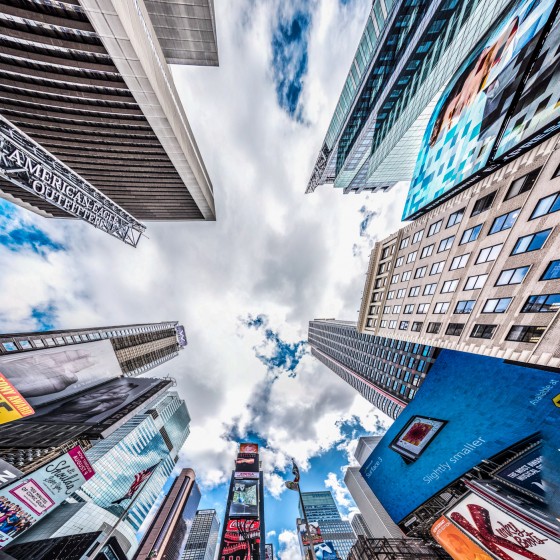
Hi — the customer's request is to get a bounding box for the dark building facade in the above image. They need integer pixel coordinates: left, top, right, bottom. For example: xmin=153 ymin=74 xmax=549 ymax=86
xmin=348 ymin=535 xmax=450 ymax=560
xmin=182 ymin=509 xmax=220 ymax=560
xmin=0 ymin=0 xmax=218 ymax=246
xmin=308 ymin=320 xmax=438 ymax=419
xmin=218 ymin=443 xmax=265 ymax=560
xmin=134 ymin=468 xmax=201 ymax=560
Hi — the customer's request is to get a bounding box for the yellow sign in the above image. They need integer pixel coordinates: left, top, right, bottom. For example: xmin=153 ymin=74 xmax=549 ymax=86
xmin=0 ymin=372 xmax=34 ymax=424
xmin=553 ymin=393 xmax=560 ymax=408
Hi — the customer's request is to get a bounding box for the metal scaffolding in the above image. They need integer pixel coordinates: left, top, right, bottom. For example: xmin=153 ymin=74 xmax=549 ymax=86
xmin=348 ymin=536 xmax=451 ymax=560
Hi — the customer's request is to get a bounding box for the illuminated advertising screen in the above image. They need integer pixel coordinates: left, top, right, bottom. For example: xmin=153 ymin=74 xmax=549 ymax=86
xmin=175 ymin=326 xmax=187 ymax=347
xmin=433 ymin=491 xmax=560 ymax=560
xmin=0 ymin=340 xmax=122 ymax=407
xmin=403 ymin=0 xmax=556 ymax=220
xmin=0 ymin=446 xmax=94 ymax=549
xmin=314 ymin=542 xmax=337 ymax=560
xmin=239 ymin=443 xmax=259 ymax=454
xmin=264 ymin=544 xmax=273 ymax=560
xmin=298 ymin=521 xmax=323 ymax=546
xmin=235 ymin=456 xmax=259 ymax=474
xmin=0 ymin=373 xmax=34 ymax=425
xmin=230 ymin=479 xmax=258 ymax=517
xmin=359 ymin=350 xmax=560 ymax=523
xmin=389 ymin=416 xmax=447 ymax=462
xmin=220 ymin=519 xmax=260 ymax=560
xmin=494 ymin=447 xmax=543 ymax=500
xmin=27 ymin=377 xmax=163 ymax=426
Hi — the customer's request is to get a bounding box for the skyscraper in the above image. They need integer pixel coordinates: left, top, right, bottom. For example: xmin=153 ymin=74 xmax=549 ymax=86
xmin=134 ymin=469 xmax=201 ymax=560
xmin=350 ymin=514 xmax=373 ymax=540
xmin=298 ymin=491 xmax=356 ymax=560
xmin=308 ymin=319 xmax=437 ymax=419
xmin=0 ymin=0 xmax=218 ymax=246
xmin=182 ymin=509 xmax=220 ymax=560
xmin=306 ymin=0 xmax=514 ymax=196
xmin=344 ymin=437 xmax=402 ymax=539
xmin=218 ymin=443 xmax=265 ymax=560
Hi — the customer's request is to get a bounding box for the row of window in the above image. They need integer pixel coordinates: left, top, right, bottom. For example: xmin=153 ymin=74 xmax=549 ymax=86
xmin=379 ymin=319 xmax=546 ymax=344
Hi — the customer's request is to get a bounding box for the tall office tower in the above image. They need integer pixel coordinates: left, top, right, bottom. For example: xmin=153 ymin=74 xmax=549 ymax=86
xmin=298 ymin=491 xmax=356 ymax=560
xmin=6 ymin=391 xmax=191 ymax=559
xmin=218 ymin=443 xmax=265 ymax=560
xmin=308 ymin=320 xmax=438 ymax=419
xmin=350 ymin=514 xmax=373 ymax=539
xmin=134 ymin=469 xmax=201 ymax=560
xmin=357 ymin=134 xmax=560 ymax=368
xmin=344 ymin=437 xmax=402 ymax=539
xmin=0 ymin=0 xmax=218 ymax=247
xmin=0 ymin=322 xmax=184 ymax=472
xmin=306 ymin=0 xmax=513 ymax=195
xmin=182 ymin=509 xmax=220 ymax=560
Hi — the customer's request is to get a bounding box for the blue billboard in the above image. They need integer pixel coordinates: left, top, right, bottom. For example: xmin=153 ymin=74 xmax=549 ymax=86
xmin=359 ymin=350 xmax=560 ymax=523
xmin=403 ymin=0 xmax=558 ymax=220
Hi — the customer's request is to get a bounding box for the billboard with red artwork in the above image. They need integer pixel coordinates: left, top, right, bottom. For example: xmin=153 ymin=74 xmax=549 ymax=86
xmin=220 ymin=519 xmax=261 ymax=560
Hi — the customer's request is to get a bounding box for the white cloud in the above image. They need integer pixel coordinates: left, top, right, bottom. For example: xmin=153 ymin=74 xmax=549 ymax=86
xmin=278 ymin=529 xmax=301 ymax=560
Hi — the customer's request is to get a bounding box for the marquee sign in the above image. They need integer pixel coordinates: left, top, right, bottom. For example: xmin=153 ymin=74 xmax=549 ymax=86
xmin=0 ymin=115 xmax=145 ymax=247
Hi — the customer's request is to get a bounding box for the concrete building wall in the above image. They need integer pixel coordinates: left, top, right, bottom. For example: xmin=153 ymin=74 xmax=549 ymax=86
xmin=358 ymin=134 xmax=560 ymax=368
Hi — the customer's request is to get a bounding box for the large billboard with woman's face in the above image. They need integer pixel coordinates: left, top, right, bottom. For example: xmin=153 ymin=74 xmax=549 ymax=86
xmin=403 ymin=0 xmax=557 ymax=220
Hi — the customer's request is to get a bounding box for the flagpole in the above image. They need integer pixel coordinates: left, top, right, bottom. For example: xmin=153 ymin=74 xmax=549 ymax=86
xmin=86 ymin=460 xmax=162 ymax=560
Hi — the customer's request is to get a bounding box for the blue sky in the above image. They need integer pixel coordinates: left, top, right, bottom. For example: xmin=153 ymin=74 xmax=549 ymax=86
xmin=0 ymin=1 xmax=406 ymax=559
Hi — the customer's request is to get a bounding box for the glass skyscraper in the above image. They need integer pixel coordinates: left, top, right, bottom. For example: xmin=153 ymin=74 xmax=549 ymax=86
xmin=298 ymin=491 xmax=356 ymax=560
xmin=182 ymin=509 xmax=220 ymax=560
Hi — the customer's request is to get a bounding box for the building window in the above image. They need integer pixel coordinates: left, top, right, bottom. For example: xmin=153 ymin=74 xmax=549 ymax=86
xmin=412 ymin=230 xmax=424 ymax=244
xmin=427 ymin=322 xmax=441 ymax=334
xmin=420 ymin=244 xmax=434 ymax=258
xmin=411 ymin=321 xmax=423 ymax=332
xmin=430 ymin=261 xmax=445 ymax=275
xmin=407 ymin=251 xmax=417 ymax=264
xmin=530 ymin=191 xmax=560 ymax=220
xmin=395 ymin=256 xmax=404 ymax=268
xmin=391 ymin=274 xmax=400 ymax=284
xmin=465 ymin=274 xmax=488 ymax=290
xmin=438 ymin=236 xmax=454 ymax=253
xmin=541 ymin=260 xmax=560 ymax=280
xmin=504 ymin=169 xmax=540 ymax=200
xmin=511 ymin=228 xmax=551 ymax=255
xmin=414 ymin=266 xmax=427 ymax=279
xmin=375 ymin=278 xmax=386 ymax=288
xmin=476 ymin=244 xmax=503 ymax=264
xmin=417 ymin=303 xmax=429 ymax=314
xmin=397 ymin=288 xmax=406 ymax=298
xmin=447 ymin=208 xmax=464 ymax=228
xmin=409 ymin=286 xmax=420 ymax=297
xmin=450 ymin=253 xmax=469 ymax=270
xmin=381 ymin=246 xmax=392 ymax=259
xmin=387 ymin=291 xmax=395 ymax=299
xmin=446 ymin=323 xmax=465 ymax=336
xmin=372 ymin=292 xmax=381 ymax=302
xmin=383 ymin=306 xmax=391 ymax=314
xmin=471 ymin=324 xmax=497 ymax=339
xmin=427 ymin=220 xmax=443 ymax=237
xmin=399 ymin=321 xmax=409 ymax=331
xmin=393 ymin=305 xmax=402 ymax=314
xmin=553 ymin=164 xmax=560 ymax=179
xmin=380 ymin=320 xmax=388 ymax=328
xmin=454 ymin=300 xmax=475 ymax=314
xmin=489 ymin=209 xmax=520 ymax=234
xmin=460 ymin=225 xmax=483 ymax=245
xmin=521 ymin=294 xmax=560 ymax=313
xmin=389 ymin=320 xmax=397 ymax=329
xmin=496 ymin=266 xmax=529 ymax=286
xmin=441 ymin=279 xmax=459 ymax=293
xmin=482 ymin=297 xmax=512 ymax=313
xmin=404 ymin=304 xmax=414 ymax=314
xmin=506 ymin=325 xmax=546 ymax=343
xmin=366 ymin=318 xmax=374 ymax=327
xmin=400 ymin=237 xmax=410 ymax=249
xmin=471 ymin=191 xmax=496 ymax=216
xmin=423 ymin=283 xmax=436 ymax=295
xmin=401 ymin=270 xmax=411 ymax=282
xmin=433 ymin=302 xmax=450 ymax=314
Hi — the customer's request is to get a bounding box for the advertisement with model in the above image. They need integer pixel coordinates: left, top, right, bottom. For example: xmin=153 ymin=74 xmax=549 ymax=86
xmin=359 ymin=350 xmax=560 ymax=523
xmin=230 ymin=479 xmax=258 ymax=517
xmin=0 ymin=446 xmax=94 ymax=548
xmin=404 ymin=0 xmax=559 ymax=220
xmin=0 ymin=340 xmax=122 ymax=407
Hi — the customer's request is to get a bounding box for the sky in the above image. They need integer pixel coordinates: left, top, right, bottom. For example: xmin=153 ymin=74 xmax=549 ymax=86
xmin=0 ymin=1 xmax=408 ymax=558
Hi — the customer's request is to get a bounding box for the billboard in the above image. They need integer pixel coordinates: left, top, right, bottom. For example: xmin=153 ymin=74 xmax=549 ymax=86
xmin=298 ymin=521 xmax=324 ymax=546
xmin=235 ymin=457 xmax=259 ymax=473
xmin=359 ymin=350 xmax=560 ymax=523
xmin=403 ymin=0 xmax=557 ymax=220
xmin=264 ymin=543 xmax=273 ymax=560
xmin=494 ymin=447 xmax=544 ymax=501
xmin=230 ymin=479 xmax=258 ymax=517
xmin=0 ymin=459 xmax=23 ymax=490
xmin=26 ymin=377 xmax=163 ymax=426
xmin=433 ymin=491 xmax=560 ymax=560
xmin=175 ymin=326 xmax=187 ymax=347
xmin=0 ymin=446 xmax=94 ymax=548
xmin=0 ymin=340 xmax=122 ymax=407
xmin=0 ymin=374 xmax=34 ymax=425
xmin=220 ymin=519 xmax=260 ymax=560
xmin=239 ymin=443 xmax=259 ymax=454
xmin=314 ymin=542 xmax=338 ymax=560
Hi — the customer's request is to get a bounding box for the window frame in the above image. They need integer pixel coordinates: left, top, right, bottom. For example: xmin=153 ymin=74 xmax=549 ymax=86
xmin=482 ymin=297 xmax=512 ymax=313
xmin=446 ymin=208 xmax=465 ymax=228
xmin=489 ymin=209 xmax=520 ymax=235
xmin=460 ymin=224 xmax=483 ymax=245
xmin=427 ymin=220 xmax=443 ymax=237
xmin=511 ymin=228 xmax=552 ymax=256
xmin=495 ymin=266 xmax=530 ymax=286
xmin=471 ymin=191 xmax=496 ymax=217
